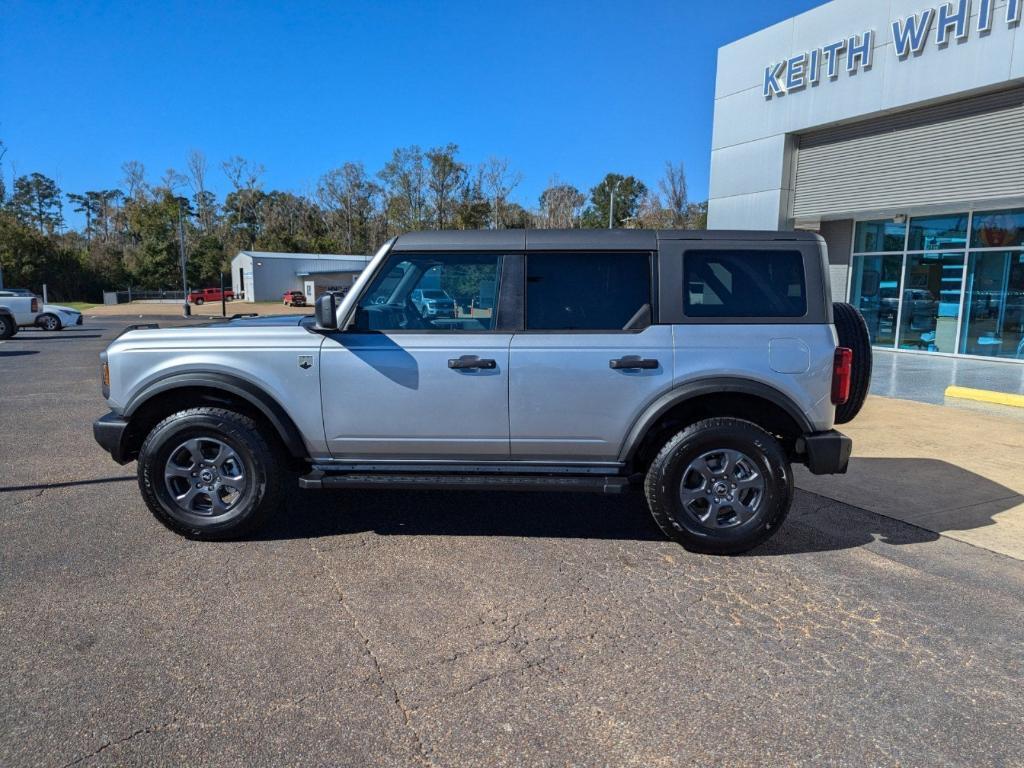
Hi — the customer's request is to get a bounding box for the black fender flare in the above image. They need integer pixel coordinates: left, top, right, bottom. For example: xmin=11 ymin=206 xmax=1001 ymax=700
xmin=618 ymin=377 xmax=815 ymax=463
xmin=123 ymin=372 xmax=308 ymax=459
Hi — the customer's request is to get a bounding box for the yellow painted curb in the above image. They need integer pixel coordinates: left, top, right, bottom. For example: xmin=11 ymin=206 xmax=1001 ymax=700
xmin=945 ymin=386 xmax=1024 ymax=408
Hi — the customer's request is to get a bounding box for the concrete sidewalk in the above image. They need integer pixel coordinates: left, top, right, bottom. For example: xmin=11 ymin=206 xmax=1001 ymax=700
xmin=797 ymin=396 xmax=1024 ymax=560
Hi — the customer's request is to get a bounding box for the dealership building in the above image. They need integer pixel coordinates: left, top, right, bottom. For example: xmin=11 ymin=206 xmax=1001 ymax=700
xmin=709 ymin=0 xmax=1023 ymax=361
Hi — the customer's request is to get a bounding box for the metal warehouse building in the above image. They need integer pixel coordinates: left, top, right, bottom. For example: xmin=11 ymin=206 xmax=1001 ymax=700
xmin=230 ymin=251 xmax=372 ymax=303
xmin=709 ymin=0 xmax=1023 ymax=361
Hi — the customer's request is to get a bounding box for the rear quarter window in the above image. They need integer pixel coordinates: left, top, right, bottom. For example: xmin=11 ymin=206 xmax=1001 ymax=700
xmin=684 ymin=250 xmax=806 ymax=319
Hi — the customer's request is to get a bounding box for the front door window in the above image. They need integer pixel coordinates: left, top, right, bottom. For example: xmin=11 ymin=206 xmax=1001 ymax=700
xmin=355 ymin=253 xmax=501 ymax=332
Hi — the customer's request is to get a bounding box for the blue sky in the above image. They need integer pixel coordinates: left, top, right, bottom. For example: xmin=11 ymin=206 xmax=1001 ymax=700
xmin=2 ymin=0 xmax=822 ymax=216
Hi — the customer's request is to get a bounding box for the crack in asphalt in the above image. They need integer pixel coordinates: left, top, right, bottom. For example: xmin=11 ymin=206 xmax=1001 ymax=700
xmin=58 ymin=720 xmax=170 ymax=768
xmin=309 ymin=539 xmax=439 ymax=768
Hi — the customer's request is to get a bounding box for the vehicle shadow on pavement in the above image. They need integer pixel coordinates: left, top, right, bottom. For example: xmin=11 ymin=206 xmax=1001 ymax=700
xmin=257 ymin=489 xmax=668 ymax=542
xmin=0 ymin=350 xmax=39 ymax=358
xmin=793 ymin=458 xmax=1023 ymax=548
xmin=0 ymin=476 xmax=134 ymax=493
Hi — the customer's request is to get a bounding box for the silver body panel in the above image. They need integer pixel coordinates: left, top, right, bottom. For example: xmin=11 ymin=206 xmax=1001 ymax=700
xmin=673 ymin=324 xmax=837 ymax=434
xmin=104 ymin=324 xmax=330 ymax=457
xmin=320 ymin=332 xmax=513 ymax=459
xmin=509 ymin=326 xmax=675 ymax=460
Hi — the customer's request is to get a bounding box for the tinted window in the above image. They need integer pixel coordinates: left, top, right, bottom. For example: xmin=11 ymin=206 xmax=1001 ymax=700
xmin=684 ymin=250 xmax=806 ymax=318
xmin=526 ymin=252 xmax=651 ymax=331
xmin=355 ymin=253 xmax=502 ymax=332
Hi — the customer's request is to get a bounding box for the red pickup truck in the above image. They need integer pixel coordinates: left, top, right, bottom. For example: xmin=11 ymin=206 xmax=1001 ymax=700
xmin=188 ymin=287 xmax=234 ymax=305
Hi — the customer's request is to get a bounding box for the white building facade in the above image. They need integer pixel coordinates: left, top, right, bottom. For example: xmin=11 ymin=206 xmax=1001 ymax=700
xmin=709 ymin=0 xmax=1024 ymax=361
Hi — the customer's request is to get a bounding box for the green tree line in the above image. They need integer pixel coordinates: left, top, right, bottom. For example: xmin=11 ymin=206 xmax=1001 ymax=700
xmin=0 ymin=139 xmax=707 ymax=301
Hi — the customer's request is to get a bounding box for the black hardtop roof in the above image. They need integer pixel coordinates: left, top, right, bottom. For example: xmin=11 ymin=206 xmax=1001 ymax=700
xmin=391 ymin=229 xmax=823 ymax=252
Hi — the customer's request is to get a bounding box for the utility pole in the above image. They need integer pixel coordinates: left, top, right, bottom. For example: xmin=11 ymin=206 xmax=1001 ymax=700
xmin=608 ymin=187 xmax=616 ymax=229
xmin=176 ymin=197 xmax=191 ymax=318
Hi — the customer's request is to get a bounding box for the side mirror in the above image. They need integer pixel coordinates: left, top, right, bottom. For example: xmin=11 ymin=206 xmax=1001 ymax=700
xmin=315 ymin=292 xmax=339 ymax=330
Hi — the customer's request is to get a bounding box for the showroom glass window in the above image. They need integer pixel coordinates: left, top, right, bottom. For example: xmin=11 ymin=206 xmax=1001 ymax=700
xmin=849 ymin=209 xmax=1024 ymax=360
xmin=960 ymin=209 xmax=1024 ymax=359
xmin=851 ymin=219 xmax=906 ymax=347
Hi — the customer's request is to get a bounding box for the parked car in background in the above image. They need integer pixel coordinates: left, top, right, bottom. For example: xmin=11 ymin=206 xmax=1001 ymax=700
xmin=0 ymin=290 xmax=42 ymax=338
xmin=411 ymin=288 xmax=455 ymax=317
xmin=36 ymin=304 xmax=84 ymax=331
xmin=188 ymin=287 xmax=234 ymax=305
xmin=283 ymin=290 xmax=306 ymax=307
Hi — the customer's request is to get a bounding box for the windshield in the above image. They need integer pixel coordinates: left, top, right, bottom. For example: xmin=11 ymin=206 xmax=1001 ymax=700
xmin=422 ymin=290 xmax=447 ymax=299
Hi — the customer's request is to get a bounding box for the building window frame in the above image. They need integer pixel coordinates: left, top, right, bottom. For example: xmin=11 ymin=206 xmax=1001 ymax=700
xmin=847 ymin=205 xmax=1024 ymax=362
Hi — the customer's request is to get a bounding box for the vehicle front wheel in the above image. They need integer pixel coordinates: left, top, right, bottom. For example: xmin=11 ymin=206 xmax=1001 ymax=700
xmin=194 ymin=297 xmax=204 ymax=305
xmin=38 ymin=313 xmax=62 ymax=331
xmin=137 ymin=407 xmax=286 ymax=540
xmin=644 ymin=418 xmax=793 ymax=555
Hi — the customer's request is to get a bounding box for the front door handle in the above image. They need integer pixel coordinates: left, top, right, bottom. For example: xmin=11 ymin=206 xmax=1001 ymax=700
xmin=449 ymin=355 xmax=497 ymax=370
xmin=609 ymin=356 xmax=659 ymax=370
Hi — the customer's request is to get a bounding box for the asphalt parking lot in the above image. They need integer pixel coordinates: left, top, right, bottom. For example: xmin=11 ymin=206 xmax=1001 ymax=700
xmin=2 ymin=317 xmax=1022 ymax=767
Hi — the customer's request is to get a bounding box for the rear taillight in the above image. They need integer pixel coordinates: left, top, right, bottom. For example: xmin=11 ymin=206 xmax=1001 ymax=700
xmin=832 ymin=347 xmax=853 ymax=405
xmin=31 ymin=298 xmax=39 ymax=312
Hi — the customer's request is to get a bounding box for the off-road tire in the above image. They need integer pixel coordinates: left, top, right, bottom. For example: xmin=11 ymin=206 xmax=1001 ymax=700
xmin=137 ymin=407 xmax=285 ymax=540
xmin=644 ymin=418 xmax=793 ymax=555
xmin=38 ymin=313 xmax=62 ymax=331
xmin=832 ymin=302 xmax=872 ymax=424
xmin=0 ymin=314 xmax=17 ymax=339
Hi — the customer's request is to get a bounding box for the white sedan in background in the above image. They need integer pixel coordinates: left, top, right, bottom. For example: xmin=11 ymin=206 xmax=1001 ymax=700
xmin=36 ymin=304 xmax=83 ymax=331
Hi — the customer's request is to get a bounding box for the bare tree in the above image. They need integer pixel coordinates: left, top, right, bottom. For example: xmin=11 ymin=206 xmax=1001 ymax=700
xmin=378 ymin=146 xmax=428 ymax=233
xmin=160 ymin=167 xmax=188 ymax=193
xmin=658 ymin=161 xmax=688 ymax=227
xmin=221 ymin=155 xmax=264 ymax=193
xmin=426 ymin=144 xmax=467 ymax=230
xmin=538 ymin=177 xmax=585 ymax=229
xmin=481 ymin=156 xmax=523 ymax=229
xmin=122 ymin=160 xmax=148 ymax=200
xmin=318 ymin=163 xmax=379 ymax=253
xmin=186 ymin=150 xmax=215 ymax=231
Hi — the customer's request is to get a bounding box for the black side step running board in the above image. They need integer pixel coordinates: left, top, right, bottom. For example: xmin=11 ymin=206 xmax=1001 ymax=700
xmin=298 ymin=470 xmax=631 ymax=494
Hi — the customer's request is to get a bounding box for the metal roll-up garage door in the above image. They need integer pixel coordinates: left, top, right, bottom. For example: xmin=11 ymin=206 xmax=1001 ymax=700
xmin=792 ymin=86 xmax=1024 ymax=220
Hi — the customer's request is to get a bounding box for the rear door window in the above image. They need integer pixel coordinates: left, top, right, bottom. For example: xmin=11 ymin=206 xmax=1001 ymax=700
xmin=525 ymin=252 xmax=652 ymax=331
xmin=684 ymin=250 xmax=806 ymax=318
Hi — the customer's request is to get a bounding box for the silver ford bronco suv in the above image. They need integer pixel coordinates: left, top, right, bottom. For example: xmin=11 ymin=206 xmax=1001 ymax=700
xmin=94 ymin=230 xmax=871 ymax=554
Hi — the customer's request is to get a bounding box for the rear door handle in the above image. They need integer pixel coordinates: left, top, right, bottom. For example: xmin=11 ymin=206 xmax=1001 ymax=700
xmin=609 ymin=356 xmax=659 ymax=370
xmin=449 ymin=355 xmax=497 ymax=370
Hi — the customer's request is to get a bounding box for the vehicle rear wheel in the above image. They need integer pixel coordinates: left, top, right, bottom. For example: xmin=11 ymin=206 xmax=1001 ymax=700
xmin=137 ymin=407 xmax=286 ymax=540
xmin=0 ymin=314 xmax=14 ymax=339
xmin=644 ymin=418 xmax=793 ymax=555
xmin=832 ymin=302 xmax=872 ymax=424
xmin=38 ymin=313 xmax=62 ymax=331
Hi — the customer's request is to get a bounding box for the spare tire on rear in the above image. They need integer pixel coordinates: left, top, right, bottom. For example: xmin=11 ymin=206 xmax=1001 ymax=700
xmin=832 ymin=302 xmax=872 ymax=424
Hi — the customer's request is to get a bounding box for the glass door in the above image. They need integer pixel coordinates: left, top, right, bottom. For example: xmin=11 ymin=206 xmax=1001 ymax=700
xmin=897 ymin=252 xmax=965 ymax=353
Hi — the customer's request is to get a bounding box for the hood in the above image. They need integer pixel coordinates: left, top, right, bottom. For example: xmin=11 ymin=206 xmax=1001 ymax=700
xmin=214 ymin=314 xmax=310 ymax=327
xmin=45 ymin=304 xmax=78 ymax=314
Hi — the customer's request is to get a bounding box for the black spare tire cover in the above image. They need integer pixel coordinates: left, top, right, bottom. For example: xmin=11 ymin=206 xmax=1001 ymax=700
xmin=832 ymin=302 xmax=872 ymax=425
